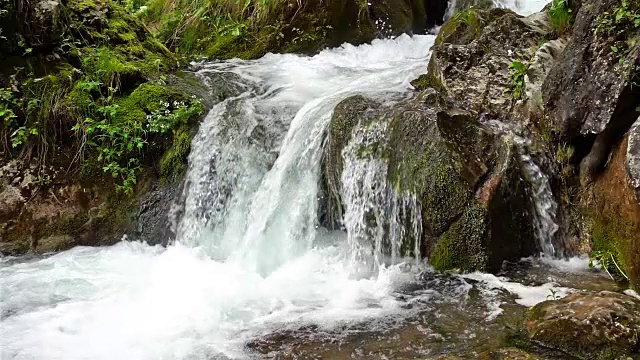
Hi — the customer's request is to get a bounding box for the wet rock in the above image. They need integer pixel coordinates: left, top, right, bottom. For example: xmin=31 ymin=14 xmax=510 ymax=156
xmin=482 ymin=348 xmax=541 ymax=359
xmin=543 ymin=0 xmax=640 ymax=140
xmin=590 ymin=135 xmax=640 ymax=291
xmin=132 ymin=182 xmax=179 ymax=246
xmin=627 ymin=118 xmax=640 ymax=205
xmin=427 ymin=8 xmax=553 ymax=121
xmin=526 ymin=291 xmax=640 ymax=359
xmin=0 ymin=185 xmax=25 ymax=222
xmin=525 ymin=38 xmax=569 ymax=121
xmin=321 ymin=92 xmax=537 ymax=272
xmin=35 ymin=234 xmax=75 ymax=253
xmin=23 ymin=0 xmax=63 ymax=50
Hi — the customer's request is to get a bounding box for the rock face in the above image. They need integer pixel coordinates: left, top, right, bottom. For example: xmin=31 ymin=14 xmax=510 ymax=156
xmin=526 ymin=291 xmax=640 ymax=359
xmin=591 ymin=134 xmax=640 ymax=291
xmin=542 ymin=0 xmax=640 ymax=187
xmin=543 ymin=0 xmax=640 ymax=138
xmin=0 ymin=160 xmax=133 ymax=254
xmin=323 ymin=7 xmax=564 ymax=273
xmin=322 ymin=89 xmax=537 ymax=272
xmin=425 ymin=8 xmax=553 ymax=121
xmin=628 ymin=118 xmax=640 ymax=205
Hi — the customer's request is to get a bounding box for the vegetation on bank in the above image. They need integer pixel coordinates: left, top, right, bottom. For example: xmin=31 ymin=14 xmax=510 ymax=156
xmin=0 ymin=0 xmax=204 ymax=193
xmin=141 ymin=0 xmax=335 ymax=58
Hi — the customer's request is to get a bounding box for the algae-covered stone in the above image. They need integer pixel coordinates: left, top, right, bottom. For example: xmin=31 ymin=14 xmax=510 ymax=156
xmin=321 ymin=91 xmax=537 ymax=272
xmin=590 ymin=135 xmax=640 ymax=291
xmin=526 ymin=291 xmax=640 ymax=360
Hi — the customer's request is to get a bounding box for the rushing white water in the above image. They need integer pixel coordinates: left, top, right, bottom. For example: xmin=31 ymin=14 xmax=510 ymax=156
xmin=445 ymin=0 xmax=550 ymax=20
xmin=493 ymin=0 xmax=550 ymax=15
xmin=0 ymin=35 xmax=435 ymax=360
xmin=0 ymin=4 xmax=566 ymax=358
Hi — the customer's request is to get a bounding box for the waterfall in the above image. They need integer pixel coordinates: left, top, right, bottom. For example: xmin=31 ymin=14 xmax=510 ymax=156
xmin=340 ymin=115 xmax=423 ymax=274
xmin=482 ymin=119 xmax=560 ymax=256
xmin=492 ymin=0 xmax=550 ymax=15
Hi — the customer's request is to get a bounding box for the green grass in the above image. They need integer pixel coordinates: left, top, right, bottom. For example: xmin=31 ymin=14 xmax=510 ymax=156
xmin=548 ymin=0 xmax=572 ymax=34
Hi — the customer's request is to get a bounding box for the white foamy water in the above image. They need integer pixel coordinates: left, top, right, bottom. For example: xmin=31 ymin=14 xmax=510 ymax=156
xmin=446 ymin=0 xmax=550 ymax=20
xmin=493 ymin=0 xmax=550 ymax=15
xmin=0 ymin=34 xmax=435 ymax=360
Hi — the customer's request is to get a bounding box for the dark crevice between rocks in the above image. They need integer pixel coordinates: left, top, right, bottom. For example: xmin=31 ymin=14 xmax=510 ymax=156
xmin=424 ymin=0 xmax=449 ymax=29
xmin=579 ymin=80 xmax=640 ymax=186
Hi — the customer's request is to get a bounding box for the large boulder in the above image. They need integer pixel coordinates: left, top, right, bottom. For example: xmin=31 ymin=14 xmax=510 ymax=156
xmin=526 ymin=291 xmax=640 ymax=359
xmin=542 ymin=0 xmax=640 ymax=186
xmin=543 ymin=0 xmax=640 ymax=138
xmin=424 ymin=8 xmax=553 ymax=121
xmin=589 ymin=131 xmax=640 ymax=291
xmin=321 ymin=90 xmax=537 ymax=272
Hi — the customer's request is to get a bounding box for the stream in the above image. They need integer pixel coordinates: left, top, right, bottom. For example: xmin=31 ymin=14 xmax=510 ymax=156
xmin=0 ymin=2 xmax=621 ymax=359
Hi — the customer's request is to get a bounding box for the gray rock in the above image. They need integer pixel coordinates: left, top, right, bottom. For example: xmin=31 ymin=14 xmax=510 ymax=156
xmin=429 ymin=8 xmax=552 ymax=121
xmin=542 ymin=0 xmax=640 ymax=138
xmin=36 ymin=234 xmax=75 ymax=254
xmin=627 ymin=118 xmax=640 ymax=205
xmin=525 ymin=38 xmax=569 ymax=121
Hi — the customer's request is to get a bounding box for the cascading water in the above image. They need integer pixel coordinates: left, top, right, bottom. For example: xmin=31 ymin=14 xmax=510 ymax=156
xmin=445 ymin=0 xmax=550 ymax=20
xmin=0 ymin=35 xmax=436 ymax=360
xmin=481 ymin=119 xmax=560 ymax=256
xmin=340 ymin=115 xmax=423 ymax=274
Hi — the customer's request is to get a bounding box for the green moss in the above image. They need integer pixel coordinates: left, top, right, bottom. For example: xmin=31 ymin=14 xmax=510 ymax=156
xmin=410 ymin=56 xmax=447 ymax=95
xmin=114 ymin=82 xmax=171 ymax=124
xmin=67 ymin=0 xmax=99 ymax=13
xmin=390 ymin=140 xmax=472 ymax=236
xmin=160 ymin=125 xmax=191 ymax=182
xmin=430 ymin=202 xmax=489 ymax=272
xmin=591 ymin=213 xmax=633 ymax=283
xmin=436 ymin=8 xmax=481 ymax=46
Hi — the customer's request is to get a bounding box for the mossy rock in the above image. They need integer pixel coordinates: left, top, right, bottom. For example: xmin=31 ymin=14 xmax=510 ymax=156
xmin=435 ymin=7 xmax=509 ymax=46
xmin=321 ymin=93 xmax=538 ymax=272
xmin=588 ymin=136 xmax=640 ymax=291
xmin=526 ymin=291 xmax=640 ymax=360
xmin=430 ymin=202 xmax=489 ymax=271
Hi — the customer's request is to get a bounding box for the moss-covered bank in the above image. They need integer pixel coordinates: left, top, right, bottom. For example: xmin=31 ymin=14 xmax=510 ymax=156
xmin=143 ymin=0 xmax=439 ymax=59
xmin=0 ymin=0 xmax=209 ymax=254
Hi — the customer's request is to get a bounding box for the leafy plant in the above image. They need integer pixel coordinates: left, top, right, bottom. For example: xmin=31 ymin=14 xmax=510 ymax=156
xmin=597 ymin=0 xmax=640 ymax=65
xmin=590 ymin=249 xmax=630 ymax=282
xmin=508 ymin=59 xmax=529 ymax=100
xmin=458 ymin=8 xmax=479 ymax=28
xmin=0 ymin=88 xmax=17 ymax=126
xmin=71 ymin=86 xmax=203 ymax=194
xmin=546 ymin=288 xmax=561 ymax=300
xmin=548 ymin=0 xmax=572 ymax=34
